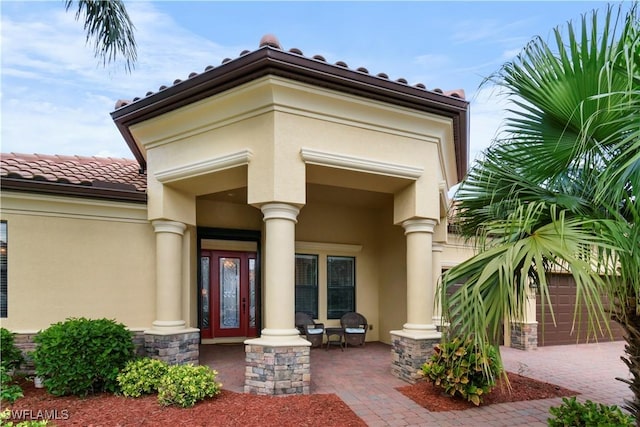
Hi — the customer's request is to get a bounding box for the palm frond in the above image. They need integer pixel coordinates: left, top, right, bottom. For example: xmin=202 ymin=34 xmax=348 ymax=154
xmin=65 ymin=0 xmax=137 ymax=72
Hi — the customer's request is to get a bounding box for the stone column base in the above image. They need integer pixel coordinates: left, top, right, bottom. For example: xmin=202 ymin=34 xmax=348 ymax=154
xmin=390 ymin=331 xmax=440 ymax=383
xmin=510 ymin=322 xmax=538 ymax=351
xmin=144 ymin=328 xmax=200 ymax=365
xmin=245 ymin=344 xmax=310 ymax=395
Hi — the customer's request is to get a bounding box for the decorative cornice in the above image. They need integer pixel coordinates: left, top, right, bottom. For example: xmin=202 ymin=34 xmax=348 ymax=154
xmin=300 ymin=148 xmax=423 ymax=179
xmin=261 ymin=203 xmax=300 ymax=222
xmin=402 ymin=218 xmax=437 ymax=234
xmin=152 ymin=220 xmax=187 ymax=235
xmin=154 ymin=149 xmax=252 ymax=183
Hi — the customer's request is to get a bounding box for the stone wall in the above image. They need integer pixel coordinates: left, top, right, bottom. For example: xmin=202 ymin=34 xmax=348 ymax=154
xmin=144 ymin=331 xmax=200 ymax=365
xmin=245 ymin=344 xmax=310 ymax=395
xmin=390 ymin=333 xmax=439 ymax=383
xmin=510 ymin=322 xmax=538 ymax=351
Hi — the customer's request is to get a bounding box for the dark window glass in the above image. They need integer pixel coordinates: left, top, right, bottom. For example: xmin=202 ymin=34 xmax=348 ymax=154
xmin=295 ymin=254 xmax=318 ymax=318
xmin=327 ymin=256 xmax=355 ymax=319
xmin=0 ymin=221 xmax=7 ymax=318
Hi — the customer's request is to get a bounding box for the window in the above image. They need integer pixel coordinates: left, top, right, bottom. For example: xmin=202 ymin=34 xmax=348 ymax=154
xmin=327 ymin=256 xmax=355 ymax=319
xmin=295 ymin=254 xmax=318 ymax=318
xmin=0 ymin=221 xmax=6 ymax=318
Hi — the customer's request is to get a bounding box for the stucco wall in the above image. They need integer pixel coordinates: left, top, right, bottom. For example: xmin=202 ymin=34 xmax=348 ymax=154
xmin=376 ymin=204 xmax=409 ymax=344
xmin=0 ymin=192 xmax=155 ymax=332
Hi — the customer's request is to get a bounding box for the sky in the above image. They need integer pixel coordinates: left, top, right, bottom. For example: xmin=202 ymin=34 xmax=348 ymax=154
xmin=0 ymin=1 xmax=623 ymax=168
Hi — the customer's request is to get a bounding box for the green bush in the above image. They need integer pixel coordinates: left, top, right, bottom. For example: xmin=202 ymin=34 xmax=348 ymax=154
xmin=1 ymin=328 xmax=24 ymax=371
xmin=0 ymin=409 xmax=49 ymax=427
xmin=548 ymin=396 xmax=634 ymax=426
xmin=31 ymin=317 xmax=134 ymax=396
xmin=0 ymin=366 xmax=23 ymax=404
xmin=421 ymin=337 xmax=502 ymax=405
xmin=117 ymin=358 xmax=169 ymax=397
xmin=157 ymin=364 xmax=222 ymax=407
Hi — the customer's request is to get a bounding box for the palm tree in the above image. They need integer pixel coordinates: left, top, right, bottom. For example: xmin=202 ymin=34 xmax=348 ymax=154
xmin=441 ymin=3 xmax=640 ymax=420
xmin=65 ymin=0 xmax=137 ymax=71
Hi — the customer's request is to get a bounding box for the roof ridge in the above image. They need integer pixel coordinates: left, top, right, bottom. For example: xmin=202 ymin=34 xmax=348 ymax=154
xmin=114 ymin=34 xmax=466 ymax=110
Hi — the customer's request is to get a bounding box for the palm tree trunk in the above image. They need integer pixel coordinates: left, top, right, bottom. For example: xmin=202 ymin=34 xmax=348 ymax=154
xmin=614 ymin=298 xmax=640 ymax=425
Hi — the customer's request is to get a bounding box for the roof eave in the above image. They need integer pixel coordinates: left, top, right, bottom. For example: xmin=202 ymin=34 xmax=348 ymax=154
xmin=111 ymin=47 xmax=469 ymax=180
xmin=1 ymin=178 xmax=147 ymax=204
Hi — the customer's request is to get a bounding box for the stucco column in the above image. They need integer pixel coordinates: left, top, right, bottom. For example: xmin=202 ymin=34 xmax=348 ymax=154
xmin=151 ymin=220 xmax=187 ymax=331
xmin=401 ymin=218 xmax=440 ymax=337
xmin=246 ymin=203 xmax=308 ymax=345
xmin=431 ymin=243 xmax=445 ymax=329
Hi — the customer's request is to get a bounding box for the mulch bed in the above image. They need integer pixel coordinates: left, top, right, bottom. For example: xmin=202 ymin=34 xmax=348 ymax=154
xmin=397 ymin=371 xmax=578 ymax=412
xmin=4 ymin=373 xmax=577 ymax=425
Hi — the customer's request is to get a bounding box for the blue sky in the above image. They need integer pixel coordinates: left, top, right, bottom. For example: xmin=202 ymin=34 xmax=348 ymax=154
xmin=1 ymin=1 xmax=620 ymax=166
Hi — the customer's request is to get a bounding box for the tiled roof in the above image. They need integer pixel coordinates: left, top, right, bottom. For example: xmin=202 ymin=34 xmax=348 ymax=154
xmin=1 ymin=153 xmax=146 ymax=202
xmin=112 ymin=34 xmax=470 ymax=179
xmin=116 ymin=34 xmax=465 ymax=109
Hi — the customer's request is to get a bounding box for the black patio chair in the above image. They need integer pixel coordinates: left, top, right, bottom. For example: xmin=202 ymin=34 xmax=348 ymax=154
xmin=340 ymin=312 xmax=368 ymax=348
xmin=295 ymin=312 xmax=324 ymax=348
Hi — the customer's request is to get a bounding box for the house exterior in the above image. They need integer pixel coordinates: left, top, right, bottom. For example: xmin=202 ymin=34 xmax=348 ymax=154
xmin=1 ymin=34 xmax=624 ymax=395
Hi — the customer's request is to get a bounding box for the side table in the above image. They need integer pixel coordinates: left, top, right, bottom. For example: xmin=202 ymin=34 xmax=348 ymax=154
xmin=325 ymin=327 xmax=344 ymax=351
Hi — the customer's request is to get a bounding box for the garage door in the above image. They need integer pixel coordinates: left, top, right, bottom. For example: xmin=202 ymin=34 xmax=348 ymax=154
xmin=536 ymin=273 xmax=625 ymax=346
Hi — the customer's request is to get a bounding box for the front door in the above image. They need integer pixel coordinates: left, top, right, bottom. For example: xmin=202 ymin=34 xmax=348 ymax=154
xmin=200 ymin=250 xmax=257 ymax=339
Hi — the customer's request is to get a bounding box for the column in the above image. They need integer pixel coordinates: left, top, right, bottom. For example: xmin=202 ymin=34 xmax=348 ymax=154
xmin=510 ymin=283 xmax=538 ymax=350
xmin=145 ymin=220 xmax=199 ymax=365
xmin=402 ymin=218 xmax=439 ymax=335
xmin=152 ymin=220 xmax=187 ymax=330
xmin=390 ymin=218 xmax=441 ymax=383
xmin=431 ymin=243 xmax=445 ymax=330
xmin=244 ymin=203 xmax=310 ymax=395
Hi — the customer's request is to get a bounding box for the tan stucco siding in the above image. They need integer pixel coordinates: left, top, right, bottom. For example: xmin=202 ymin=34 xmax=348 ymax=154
xmin=376 ymin=204 xmax=409 ymax=343
xmin=0 ymin=193 xmax=155 ymax=332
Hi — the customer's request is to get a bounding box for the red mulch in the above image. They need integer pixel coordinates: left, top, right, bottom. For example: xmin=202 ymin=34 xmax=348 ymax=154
xmin=397 ymin=371 xmax=578 ymax=412
xmin=4 ymin=373 xmax=577 ymax=426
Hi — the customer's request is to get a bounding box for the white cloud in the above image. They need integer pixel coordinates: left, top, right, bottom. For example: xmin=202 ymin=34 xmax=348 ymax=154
xmin=0 ymin=2 xmax=248 ymax=159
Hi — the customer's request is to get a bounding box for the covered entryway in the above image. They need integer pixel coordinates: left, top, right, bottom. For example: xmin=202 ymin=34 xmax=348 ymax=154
xmin=537 ymin=273 xmax=625 ymax=346
xmin=110 ymin=35 xmax=469 ymax=394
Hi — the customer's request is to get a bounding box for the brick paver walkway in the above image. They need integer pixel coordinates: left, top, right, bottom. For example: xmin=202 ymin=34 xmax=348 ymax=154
xmin=200 ymin=340 xmax=630 ymax=426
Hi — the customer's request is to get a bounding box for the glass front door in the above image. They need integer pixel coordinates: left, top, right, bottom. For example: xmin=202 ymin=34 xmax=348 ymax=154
xmin=200 ymin=250 xmax=257 ymax=339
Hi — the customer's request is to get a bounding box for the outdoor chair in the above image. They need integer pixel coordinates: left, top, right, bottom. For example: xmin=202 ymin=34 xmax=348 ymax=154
xmin=295 ymin=312 xmax=324 ymax=348
xmin=340 ymin=312 xmax=368 ymax=348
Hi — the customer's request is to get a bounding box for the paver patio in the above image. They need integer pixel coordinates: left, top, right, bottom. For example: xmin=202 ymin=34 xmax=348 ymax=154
xmin=200 ymin=340 xmax=630 ymax=426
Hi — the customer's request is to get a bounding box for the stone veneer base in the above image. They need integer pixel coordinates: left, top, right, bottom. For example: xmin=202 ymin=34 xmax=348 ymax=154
xmin=245 ymin=344 xmax=310 ymax=395
xmin=390 ymin=333 xmax=440 ymax=383
xmin=510 ymin=322 xmax=538 ymax=351
xmin=144 ymin=330 xmax=200 ymax=365
xmin=12 ymin=329 xmax=147 ymax=374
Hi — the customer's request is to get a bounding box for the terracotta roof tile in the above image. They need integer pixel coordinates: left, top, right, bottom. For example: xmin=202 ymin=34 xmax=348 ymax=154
xmin=0 ymin=152 xmax=147 ymax=193
xmin=114 ymin=34 xmax=466 ymax=110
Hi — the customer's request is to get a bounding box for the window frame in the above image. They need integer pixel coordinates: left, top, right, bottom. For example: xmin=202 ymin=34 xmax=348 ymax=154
xmin=326 ymin=255 xmax=356 ymax=319
xmin=294 ymin=253 xmax=319 ymax=319
xmin=0 ymin=221 xmax=7 ymax=318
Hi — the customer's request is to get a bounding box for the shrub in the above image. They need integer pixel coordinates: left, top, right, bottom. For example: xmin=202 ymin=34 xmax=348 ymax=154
xmin=0 ymin=409 xmax=49 ymax=426
xmin=0 ymin=366 xmax=23 ymax=404
xmin=1 ymin=328 xmax=24 ymax=371
xmin=548 ymin=396 xmax=634 ymax=426
xmin=117 ymin=358 xmax=169 ymax=397
xmin=31 ymin=317 xmax=134 ymax=396
xmin=157 ymin=364 xmax=222 ymax=407
xmin=421 ymin=337 xmax=502 ymax=405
